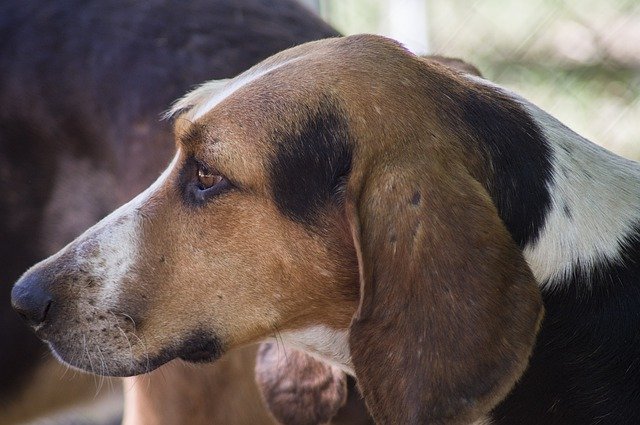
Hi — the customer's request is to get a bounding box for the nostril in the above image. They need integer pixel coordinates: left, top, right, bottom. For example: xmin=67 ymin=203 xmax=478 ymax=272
xmin=36 ymin=298 xmax=53 ymax=326
xmin=42 ymin=299 xmax=52 ymax=322
xmin=11 ymin=278 xmax=54 ymax=329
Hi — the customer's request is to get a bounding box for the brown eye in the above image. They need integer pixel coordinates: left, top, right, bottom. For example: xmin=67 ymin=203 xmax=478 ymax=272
xmin=197 ymin=166 xmax=223 ymax=189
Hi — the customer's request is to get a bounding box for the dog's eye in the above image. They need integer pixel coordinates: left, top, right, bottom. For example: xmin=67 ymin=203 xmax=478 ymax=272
xmin=197 ymin=166 xmax=223 ymax=189
xmin=181 ymin=159 xmax=233 ymax=205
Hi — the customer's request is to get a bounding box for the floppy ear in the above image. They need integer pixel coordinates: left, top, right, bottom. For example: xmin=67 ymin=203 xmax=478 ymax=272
xmin=346 ymin=153 xmax=543 ymax=424
xmin=255 ymin=342 xmax=348 ymax=425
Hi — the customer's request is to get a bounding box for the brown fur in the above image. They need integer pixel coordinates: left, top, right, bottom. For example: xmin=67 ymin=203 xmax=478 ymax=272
xmin=13 ymin=35 xmax=542 ymax=424
xmin=174 ymin=36 xmax=541 ymax=423
xmin=346 ymin=158 xmax=542 ymax=424
xmin=250 ymin=52 xmax=485 ymax=425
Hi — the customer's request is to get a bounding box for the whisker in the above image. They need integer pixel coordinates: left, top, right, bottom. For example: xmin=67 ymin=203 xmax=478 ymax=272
xmin=128 ymin=331 xmax=151 ymax=377
xmin=120 ymin=312 xmax=138 ymax=332
xmin=272 ymin=324 xmax=289 ymax=367
xmin=277 ymin=325 xmax=288 ymax=362
xmin=158 ymin=362 xmax=168 ymax=386
xmin=59 ymin=356 xmax=73 ymax=380
xmin=109 ymin=310 xmax=140 ymax=374
xmin=82 ymin=333 xmax=98 ymax=391
xmin=117 ymin=325 xmax=135 ymax=368
xmin=95 ymin=346 xmax=107 ymax=397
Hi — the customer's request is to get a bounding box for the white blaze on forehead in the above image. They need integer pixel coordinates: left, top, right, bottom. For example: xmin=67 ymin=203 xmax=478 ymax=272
xmin=72 ymin=151 xmax=181 ymax=301
xmin=168 ymin=56 xmax=305 ymax=122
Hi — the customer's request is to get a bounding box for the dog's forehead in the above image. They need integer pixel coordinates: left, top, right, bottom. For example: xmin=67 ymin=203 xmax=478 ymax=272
xmin=173 ymin=35 xmax=417 ymax=141
xmin=170 ymin=34 xmax=443 ymax=199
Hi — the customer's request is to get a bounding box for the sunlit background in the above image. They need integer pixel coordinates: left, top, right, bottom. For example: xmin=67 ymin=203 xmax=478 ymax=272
xmin=301 ymin=0 xmax=640 ymax=159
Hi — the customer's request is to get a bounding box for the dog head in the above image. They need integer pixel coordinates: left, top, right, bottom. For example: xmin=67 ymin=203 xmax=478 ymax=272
xmin=13 ymin=35 xmax=542 ymax=423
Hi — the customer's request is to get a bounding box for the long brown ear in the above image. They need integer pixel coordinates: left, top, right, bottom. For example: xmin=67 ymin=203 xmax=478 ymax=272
xmin=346 ymin=153 xmax=543 ymax=424
xmin=255 ymin=342 xmax=348 ymax=425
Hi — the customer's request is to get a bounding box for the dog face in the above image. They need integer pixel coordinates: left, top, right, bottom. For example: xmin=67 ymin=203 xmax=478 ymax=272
xmin=12 ymin=39 xmax=364 ymax=376
xmin=13 ymin=35 xmax=542 ymax=423
xmin=10 ymin=90 xmax=360 ymax=376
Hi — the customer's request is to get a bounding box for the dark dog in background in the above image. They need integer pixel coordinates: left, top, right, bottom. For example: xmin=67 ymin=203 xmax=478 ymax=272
xmin=0 ymin=0 xmax=339 ymax=423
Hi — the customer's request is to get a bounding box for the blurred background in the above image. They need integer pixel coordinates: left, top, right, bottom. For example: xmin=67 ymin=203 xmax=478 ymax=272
xmin=301 ymin=0 xmax=640 ymax=159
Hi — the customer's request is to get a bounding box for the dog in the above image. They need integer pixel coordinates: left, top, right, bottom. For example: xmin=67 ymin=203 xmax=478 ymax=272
xmin=12 ymin=34 xmax=640 ymax=424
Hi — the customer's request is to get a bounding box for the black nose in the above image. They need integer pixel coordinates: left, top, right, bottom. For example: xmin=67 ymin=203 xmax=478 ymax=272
xmin=11 ymin=273 xmax=53 ymax=328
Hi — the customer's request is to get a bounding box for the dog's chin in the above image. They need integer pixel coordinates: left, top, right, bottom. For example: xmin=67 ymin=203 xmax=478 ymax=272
xmin=47 ymin=332 xmax=225 ymax=377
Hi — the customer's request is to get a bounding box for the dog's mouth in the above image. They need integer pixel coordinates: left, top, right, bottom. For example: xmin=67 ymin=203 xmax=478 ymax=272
xmin=46 ymin=328 xmax=225 ymax=377
xmin=48 ymin=342 xmax=172 ymax=377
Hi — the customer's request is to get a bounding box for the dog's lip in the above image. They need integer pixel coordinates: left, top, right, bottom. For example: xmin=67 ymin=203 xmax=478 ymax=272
xmin=44 ymin=327 xmax=226 ymax=376
xmin=179 ymin=348 xmax=223 ymax=363
xmin=47 ymin=340 xmax=178 ymax=377
xmin=176 ymin=333 xmax=225 ymax=364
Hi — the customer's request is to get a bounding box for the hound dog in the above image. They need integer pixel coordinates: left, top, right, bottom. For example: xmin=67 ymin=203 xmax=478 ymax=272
xmin=12 ymin=34 xmax=640 ymax=424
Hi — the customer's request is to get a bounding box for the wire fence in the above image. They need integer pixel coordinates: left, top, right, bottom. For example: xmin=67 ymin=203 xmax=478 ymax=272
xmin=308 ymin=0 xmax=640 ymax=159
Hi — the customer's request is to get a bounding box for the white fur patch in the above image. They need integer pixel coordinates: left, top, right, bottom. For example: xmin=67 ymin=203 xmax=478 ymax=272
xmin=168 ymin=56 xmax=304 ymax=121
xmin=278 ymin=326 xmax=353 ymax=375
xmin=467 ymin=75 xmax=640 ymax=288
xmin=520 ymin=103 xmax=640 ymax=288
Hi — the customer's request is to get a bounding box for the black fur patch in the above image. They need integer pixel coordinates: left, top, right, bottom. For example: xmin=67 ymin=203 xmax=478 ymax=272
xmin=493 ymin=225 xmax=640 ymax=424
xmin=270 ymin=99 xmax=352 ymax=225
xmin=457 ymin=87 xmax=553 ymax=248
xmin=149 ymin=331 xmax=224 ymax=371
xmin=178 ymin=331 xmax=224 ymax=363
